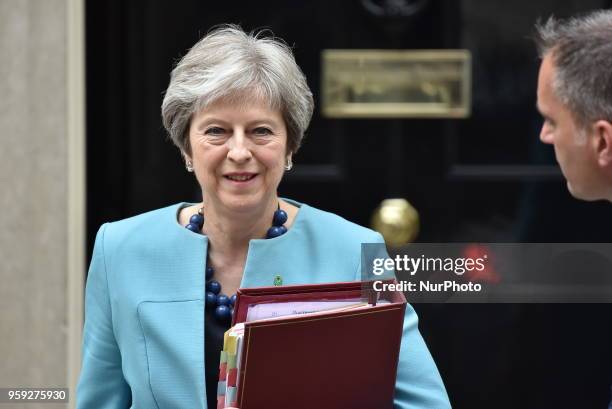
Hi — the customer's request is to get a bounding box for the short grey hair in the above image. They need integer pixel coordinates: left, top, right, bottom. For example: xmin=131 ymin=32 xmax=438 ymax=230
xmin=535 ymin=10 xmax=612 ymax=129
xmin=162 ymin=25 xmax=314 ymax=155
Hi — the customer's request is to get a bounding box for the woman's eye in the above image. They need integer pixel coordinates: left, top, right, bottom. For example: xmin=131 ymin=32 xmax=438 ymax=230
xmin=205 ymin=127 xmax=225 ymax=136
xmin=252 ymin=127 xmax=272 ymax=136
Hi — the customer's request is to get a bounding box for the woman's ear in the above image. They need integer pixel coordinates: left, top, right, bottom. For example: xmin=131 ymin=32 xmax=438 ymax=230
xmin=594 ymin=120 xmax=612 ymax=168
xmin=182 ymin=151 xmax=194 ymax=172
xmin=285 ymin=154 xmax=293 ymax=171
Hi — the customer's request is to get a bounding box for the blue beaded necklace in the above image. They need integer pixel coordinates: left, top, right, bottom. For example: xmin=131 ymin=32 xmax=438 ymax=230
xmin=185 ymin=204 xmax=288 ymax=323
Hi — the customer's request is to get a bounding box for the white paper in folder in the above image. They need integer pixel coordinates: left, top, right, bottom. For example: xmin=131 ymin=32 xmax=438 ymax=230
xmin=245 ymin=299 xmax=390 ymax=322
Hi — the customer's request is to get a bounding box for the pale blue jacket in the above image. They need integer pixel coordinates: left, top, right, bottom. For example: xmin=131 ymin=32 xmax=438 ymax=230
xmin=77 ymin=201 xmax=450 ymax=408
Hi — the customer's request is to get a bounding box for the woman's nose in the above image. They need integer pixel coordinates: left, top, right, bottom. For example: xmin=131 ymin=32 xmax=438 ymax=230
xmin=227 ymin=132 xmax=253 ymax=163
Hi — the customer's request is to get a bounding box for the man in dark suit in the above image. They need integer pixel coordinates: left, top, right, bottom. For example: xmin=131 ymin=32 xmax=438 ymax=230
xmin=533 ymin=10 xmax=612 ymax=408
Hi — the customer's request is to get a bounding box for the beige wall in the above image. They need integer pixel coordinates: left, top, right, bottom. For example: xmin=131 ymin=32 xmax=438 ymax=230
xmin=0 ymin=0 xmax=84 ymax=408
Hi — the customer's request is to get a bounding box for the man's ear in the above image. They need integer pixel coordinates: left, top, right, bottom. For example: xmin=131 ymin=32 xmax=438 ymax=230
xmin=593 ymin=120 xmax=612 ymax=168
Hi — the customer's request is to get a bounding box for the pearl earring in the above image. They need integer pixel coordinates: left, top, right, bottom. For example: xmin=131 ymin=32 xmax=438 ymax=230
xmin=186 ymin=161 xmax=194 ymax=172
xmin=285 ymin=157 xmax=293 ymax=171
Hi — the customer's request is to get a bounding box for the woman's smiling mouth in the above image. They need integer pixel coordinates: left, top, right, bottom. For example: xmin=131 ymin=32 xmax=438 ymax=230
xmin=224 ymin=173 xmax=258 ymax=182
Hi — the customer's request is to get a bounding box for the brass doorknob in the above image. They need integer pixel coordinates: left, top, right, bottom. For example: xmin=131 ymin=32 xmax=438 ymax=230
xmin=371 ymin=198 xmax=420 ymax=246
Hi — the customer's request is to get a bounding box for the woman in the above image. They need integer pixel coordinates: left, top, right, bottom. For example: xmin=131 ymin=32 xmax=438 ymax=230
xmin=77 ymin=25 xmax=450 ymax=409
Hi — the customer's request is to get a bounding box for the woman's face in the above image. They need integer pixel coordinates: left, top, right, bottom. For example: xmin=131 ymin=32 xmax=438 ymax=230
xmin=187 ymin=98 xmax=288 ymax=213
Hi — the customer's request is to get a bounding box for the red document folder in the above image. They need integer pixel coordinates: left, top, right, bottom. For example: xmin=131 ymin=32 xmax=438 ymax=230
xmin=231 ymin=280 xmax=407 ymax=409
